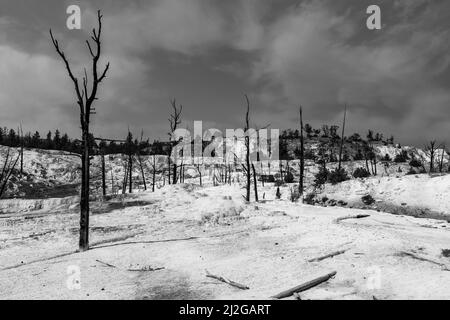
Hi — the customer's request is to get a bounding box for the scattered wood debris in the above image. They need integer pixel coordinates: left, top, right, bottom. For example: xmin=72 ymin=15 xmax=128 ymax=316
xmin=271 ymin=271 xmax=337 ymax=299
xmin=308 ymin=249 xmax=347 ymax=262
xmin=205 ymin=269 xmax=249 ymax=290
xmin=127 ymin=266 xmax=165 ymax=272
xmin=335 ymin=214 xmax=370 ymax=223
xmin=397 ymin=251 xmax=449 ymax=271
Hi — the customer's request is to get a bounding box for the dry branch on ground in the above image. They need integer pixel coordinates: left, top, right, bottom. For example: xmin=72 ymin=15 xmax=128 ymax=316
xmin=205 ymin=269 xmax=250 ymax=290
xmin=308 ymin=250 xmax=347 ymax=262
xmin=271 ymin=271 xmax=337 ymax=299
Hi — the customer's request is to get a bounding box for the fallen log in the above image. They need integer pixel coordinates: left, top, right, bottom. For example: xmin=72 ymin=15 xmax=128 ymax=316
xmin=271 ymin=271 xmax=337 ymax=299
xmin=205 ymin=269 xmax=249 ymax=290
xmin=308 ymin=250 xmax=347 ymax=262
xmin=335 ymin=214 xmax=370 ymax=223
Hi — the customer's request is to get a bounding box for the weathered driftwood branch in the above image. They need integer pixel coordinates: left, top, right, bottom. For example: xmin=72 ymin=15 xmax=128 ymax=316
xmin=271 ymin=271 xmax=337 ymax=299
xmin=308 ymin=250 xmax=347 ymax=262
xmin=335 ymin=214 xmax=370 ymax=223
xmin=95 ymin=259 xmax=117 ymax=268
xmin=205 ymin=269 xmax=250 ymax=290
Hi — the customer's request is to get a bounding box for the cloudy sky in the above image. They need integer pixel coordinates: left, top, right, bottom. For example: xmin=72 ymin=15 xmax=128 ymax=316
xmin=0 ymin=0 xmax=449 ymax=145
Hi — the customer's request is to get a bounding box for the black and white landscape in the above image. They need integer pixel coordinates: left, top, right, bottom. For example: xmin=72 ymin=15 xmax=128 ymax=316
xmin=0 ymin=0 xmax=449 ymax=300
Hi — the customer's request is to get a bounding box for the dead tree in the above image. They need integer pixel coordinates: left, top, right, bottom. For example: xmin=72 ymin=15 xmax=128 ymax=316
xmin=94 ymin=137 xmax=125 ymax=197
xmin=0 ymin=148 xmax=20 ymax=198
xmin=150 ymin=155 xmax=157 ymax=192
xmin=122 ymin=158 xmax=128 ymax=195
xmin=338 ymin=105 xmax=347 ymax=171
xmin=439 ymin=145 xmax=446 ymax=173
xmin=425 ymin=140 xmax=437 ymax=173
xmin=19 ymin=124 xmax=24 ymax=176
xmin=136 ymin=130 xmax=147 ymax=191
xmin=168 ymin=99 xmax=182 ymax=185
xmin=251 ymin=163 xmax=258 ymax=202
xmin=101 ymin=148 xmax=106 ymax=196
xmin=50 ymin=10 xmax=110 ymax=251
xmin=125 ymin=130 xmax=134 ymax=193
xmin=242 ymin=95 xmax=251 ymax=202
xmin=298 ymin=106 xmax=305 ymax=196
xmin=195 ymin=164 xmax=203 ymax=187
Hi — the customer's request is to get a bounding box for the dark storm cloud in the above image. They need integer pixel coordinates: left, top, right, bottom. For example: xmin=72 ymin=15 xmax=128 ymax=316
xmin=0 ymin=0 xmax=449 ymax=145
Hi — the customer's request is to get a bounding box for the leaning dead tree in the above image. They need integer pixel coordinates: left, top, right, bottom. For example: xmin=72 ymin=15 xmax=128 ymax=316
xmin=50 ymin=10 xmax=110 ymax=251
xmin=168 ymin=99 xmax=182 ymax=185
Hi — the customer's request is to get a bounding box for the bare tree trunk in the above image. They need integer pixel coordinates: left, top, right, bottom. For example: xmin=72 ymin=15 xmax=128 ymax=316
xmin=152 ymin=155 xmax=156 ymax=192
xmin=122 ymin=160 xmax=128 ymax=194
xmin=139 ymin=159 xmax=147 ymax=190
xmin=338 ymin=105 xmax=347 ymax=171
xmin=252 ymin=163 xmax=258 ymax=202
xmin=128 ymin=153 xmax=133 ymax=193
xmin=80 ymin=126 xmax=90 ymax=250
xmin=261 ymin=162 xmax=265 ymax=187
xmin=19 ymin=124 xmax=24 ymax=177
xmin=110 ymin=169 xmax=114 ymax=195
xmin=101 ymin=151 xmax=106 ymax=197
xmin=439 ymin=145 xmax=445 ymax=173
xmin=167 ymin=157 xmax=171 ymax=185
xmin=299 ymin=106 xmax=304 ymax=196
xmin=244 ymin=95 xmax=251 ymax=202
xmin=172 ymin=161 xmax=177 ymax=184
xmin=426 ymin=141 xmax=437 ymax=173
xmin=196 ymin=164 xmax=202 ymax=187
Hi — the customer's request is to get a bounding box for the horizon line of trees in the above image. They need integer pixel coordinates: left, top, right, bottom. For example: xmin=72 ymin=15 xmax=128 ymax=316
xmin=0 ymin=126 xmax=170 ymax=156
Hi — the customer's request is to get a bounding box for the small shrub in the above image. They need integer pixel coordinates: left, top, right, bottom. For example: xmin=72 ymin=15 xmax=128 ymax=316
xmin=409 ymin=158 xmax=422 ymax=168
xmin=406 ymin=167 xmax=416 ymax=175
xmin=303 ymin=192 xmax=316 ymax=205
xmin=284 ymin=172 xmax=294 ymax=183
xmin=353 ymin=167 xmax=371 ymax=179
xmin=327 ymin=168 xmax=349 ymax=185
xmin=274 ymin=179 xmax=284 ymax=187
xmin=314 ymin=167 xmax=329 ymax=187
xmin=361 ymin=194 xmax=375 ymax=205
xmin=383 ymin=154 xmax=392 ymax=161
xmin=394 ymin=151 xmax=409 ymax=163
